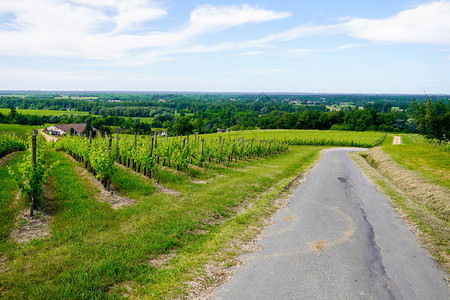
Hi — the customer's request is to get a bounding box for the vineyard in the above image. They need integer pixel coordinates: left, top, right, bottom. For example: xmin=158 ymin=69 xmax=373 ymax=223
xmin=0 ymin=133 xmax=27 ymax=159
xmin=52 ymin=129 xmax=387 ymax=189
xmin=407 ymin=133 xmax=450 ymax=151
xmin=0 ymin=124 xmax=40 ymax=139
xmin=200 ymin=130 xmax=387 ymax=148
xmin=54 ymin=133 xmax=290 ymax=187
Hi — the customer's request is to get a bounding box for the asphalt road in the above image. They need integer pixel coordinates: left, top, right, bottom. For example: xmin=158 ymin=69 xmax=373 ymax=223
xmin=209 ymin=148 xmax=449 ymax=300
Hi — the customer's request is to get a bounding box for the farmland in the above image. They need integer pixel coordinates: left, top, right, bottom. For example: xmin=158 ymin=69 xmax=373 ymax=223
xmin=207 ymin=129 xmax=386 ymax=148
xmin=0 ymin=123 xmax=448 ymax=298
xmin=0 ymin=108 xmax=90 ymax=117
xmin=382 ymin=134 xmax=449 ymax=189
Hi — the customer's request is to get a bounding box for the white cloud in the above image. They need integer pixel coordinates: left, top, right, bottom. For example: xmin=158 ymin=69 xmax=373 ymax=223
xmin=110 ymin=0 xmax=167 ymax=33
xmin=285 ymin=43 xmax=362 ymax=56
xmin=248 ymin=1 xmax=450 ymax=47
xmin=0 ymin=1 xmax=291 ymax=64
xmin=254 ymin=24 xmax=346 ymax=44
xmin=346 ymin=1 xmax=450 ymax=44
xmin=186 ymin=4 xmax=291 ymax=35
xmin=1 ymin=0 xmax=449 ymax=68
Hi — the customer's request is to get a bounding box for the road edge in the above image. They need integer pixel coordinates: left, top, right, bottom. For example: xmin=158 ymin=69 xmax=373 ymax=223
xmin=349 ymin=151 xmax=450 ymax=275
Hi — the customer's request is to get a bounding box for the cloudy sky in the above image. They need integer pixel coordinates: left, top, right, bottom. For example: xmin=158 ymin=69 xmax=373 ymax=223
xmin=1 ymin=0 xmax=449 ymax=93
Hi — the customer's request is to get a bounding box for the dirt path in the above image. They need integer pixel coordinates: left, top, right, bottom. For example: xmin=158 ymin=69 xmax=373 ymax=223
xmin=39 ymin=130 xmax=59 ymax=143
xmin=0 ymin=152 xmax=19 ymax=168
xmin=393 ymin=136 xmax=402 ymax=145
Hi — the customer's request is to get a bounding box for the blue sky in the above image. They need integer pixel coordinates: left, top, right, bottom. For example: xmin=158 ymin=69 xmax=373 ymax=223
xmin=1 ymin=0 xmax=449 ymax=93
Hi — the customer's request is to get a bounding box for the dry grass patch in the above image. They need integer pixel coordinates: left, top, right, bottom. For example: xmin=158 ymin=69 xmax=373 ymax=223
xmin=10 ymin=209 xmax=52 ymax=243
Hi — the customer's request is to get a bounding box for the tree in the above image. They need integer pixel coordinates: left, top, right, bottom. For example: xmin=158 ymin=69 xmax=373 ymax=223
xmin=83 ymin=117 xmax=94 ymax=136
xmin=172 ymin=116 xmax=194 ymax=135
xmin=193 ymin=118 xmax=205 ymax=134
xmin=412 ymin=98 xmax=449 ymax=141
xmin=9 ymin=106 xmax=17 ymax=119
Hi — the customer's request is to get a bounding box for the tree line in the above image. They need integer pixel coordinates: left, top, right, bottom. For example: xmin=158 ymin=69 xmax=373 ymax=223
xmin=0 ymin=94 xmax=448 ymax=141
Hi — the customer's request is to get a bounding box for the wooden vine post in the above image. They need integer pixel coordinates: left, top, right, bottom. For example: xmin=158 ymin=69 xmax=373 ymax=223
xmin=107 ymin=135 xmax=113 ymax=190
xmin=30 ymin=129 xmax=38 ymax=216
xmin=201 ymin=138 xmax=204 ymax=156
xmin=150 ymin=137 xmax=154 ymax=156
xmin=115 ymin=132 xmax=119 ymax=163
xmin=149 ymin=137 xmax=154 ymax=178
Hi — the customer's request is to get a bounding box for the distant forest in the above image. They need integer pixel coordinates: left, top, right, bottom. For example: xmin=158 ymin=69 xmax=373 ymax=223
xmin=0 ymin=92 xmax=448 ymax=141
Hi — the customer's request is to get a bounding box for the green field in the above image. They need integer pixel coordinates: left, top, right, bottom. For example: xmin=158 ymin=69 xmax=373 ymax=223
xmin=0 ymin=108 xmax=90 ymax=117
xmin=0 ymin=124 xmax=43 ymax=139
xmin=382 ymin=134 xmax=450 ymax=189
xmin=199 ymin=129 xmax=386 ymax=148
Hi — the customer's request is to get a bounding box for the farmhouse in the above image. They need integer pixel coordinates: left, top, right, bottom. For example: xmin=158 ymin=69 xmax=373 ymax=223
xmin=217 ymin=128 xmax=231 ymax=133
xmin=155 ymin=130 xmax=168 ymax=136
xmin=44 ymin=123 xmax=95 ymax=136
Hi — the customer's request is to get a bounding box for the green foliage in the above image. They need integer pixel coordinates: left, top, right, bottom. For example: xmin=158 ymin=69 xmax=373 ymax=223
xmin=0 ymin=152 xmax=26 ymax=241
xmin=172 ymin=116 xmax=194 ymax=136
xmin=0 ymin=133 xmax=27 ymax=158
xmin=117 ymin=133 xmax=290 ymax=175
xmin=8 ymin=136 xmax=50 ymax=207
xmin=412 ymin=98 xmax=450 ymax=141
xmin=55 ymin=135 xmax=115 ymax=187
xmin=205 ymin=130 xmax=386 ymax=148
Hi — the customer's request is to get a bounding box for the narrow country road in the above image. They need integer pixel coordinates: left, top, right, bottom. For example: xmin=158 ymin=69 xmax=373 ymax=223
xmin=209 ymin=148 xmax=449 ymax=300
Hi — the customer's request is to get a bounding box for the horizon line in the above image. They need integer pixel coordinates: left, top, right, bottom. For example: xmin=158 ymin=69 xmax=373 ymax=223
xmin=1 ymin=90 xmax=449 ymax=96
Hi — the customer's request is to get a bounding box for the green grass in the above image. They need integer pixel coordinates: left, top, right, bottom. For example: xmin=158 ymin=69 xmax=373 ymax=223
xmin=0 ymin=146 xmax=323 ymax=298
xmin=382 ymin=134 xmax=450 ymax=189
xmin=0 ymin=108 xmax=90 ymax=117
xmin=0 ymin=152 xmax=27 ymax=243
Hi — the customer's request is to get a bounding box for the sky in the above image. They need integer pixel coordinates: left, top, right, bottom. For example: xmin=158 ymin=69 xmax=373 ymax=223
xmin=1 ymin=0 xmax=450 ymax=93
